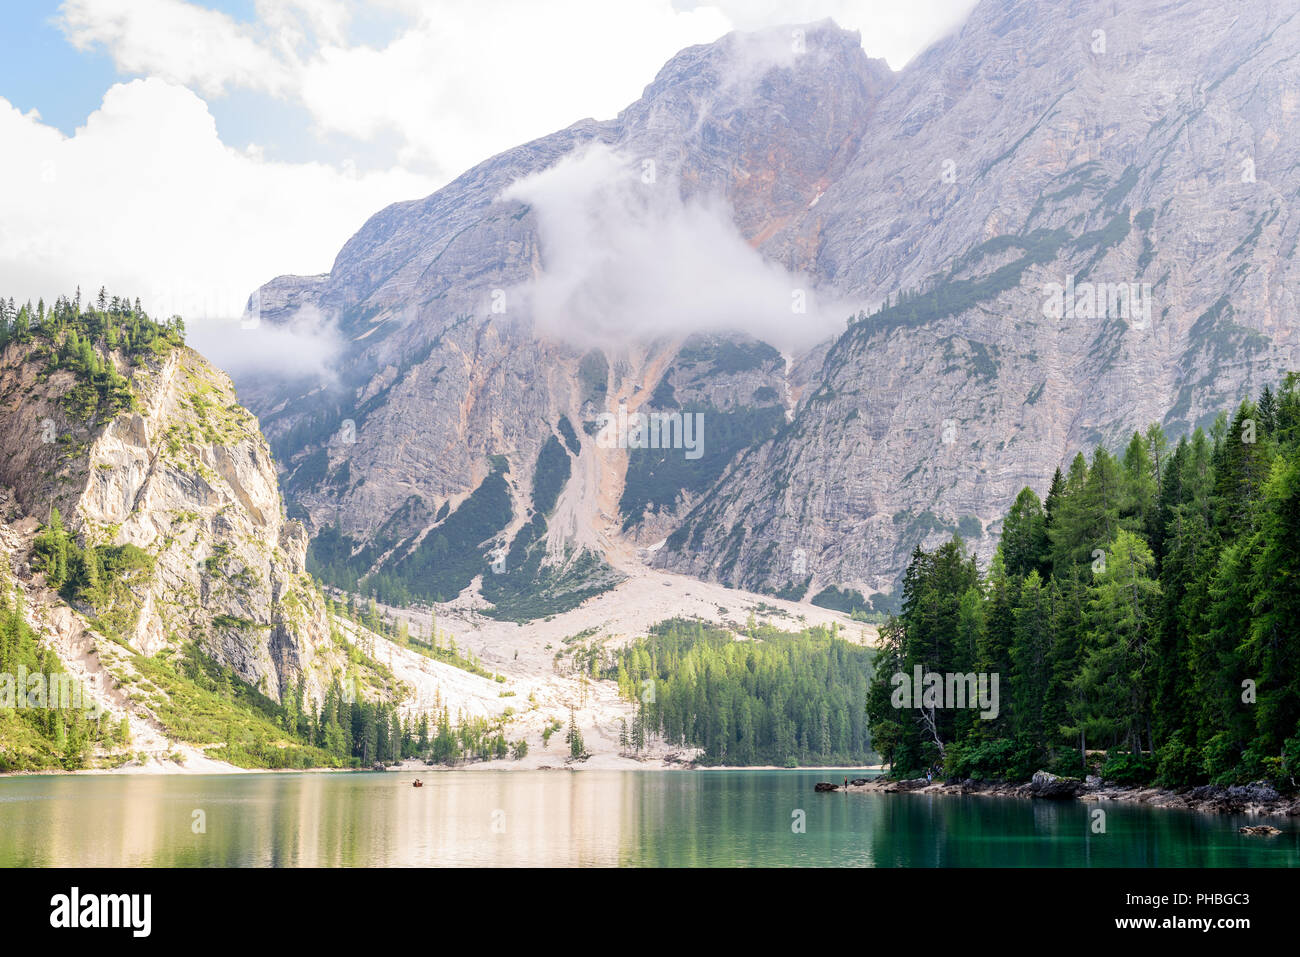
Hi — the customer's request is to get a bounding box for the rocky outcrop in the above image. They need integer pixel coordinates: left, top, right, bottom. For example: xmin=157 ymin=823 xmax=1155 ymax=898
xmin=1029 ymin=770 xmax=1087 ymax=800
xmin=859 ymin=775 xmax=1300 ymax=817
xmin=1185 ymin=783 xmax=1283 ymax=814
xmin=0 ymin=340 xmax=341 ymax=703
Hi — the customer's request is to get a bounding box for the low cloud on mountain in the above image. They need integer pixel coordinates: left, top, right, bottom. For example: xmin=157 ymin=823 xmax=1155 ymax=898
xmin=185 ymin=305 xmax=344 ymax=383
xmin=501 ymin=143 xmax=857 ymax=351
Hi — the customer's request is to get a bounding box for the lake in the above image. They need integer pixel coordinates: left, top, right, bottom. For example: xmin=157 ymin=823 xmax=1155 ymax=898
xmin=1 ymin=770 xmax=1295 ymax=867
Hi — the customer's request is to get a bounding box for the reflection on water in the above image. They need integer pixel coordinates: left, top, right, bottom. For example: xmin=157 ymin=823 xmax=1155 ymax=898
xmin=0 ymin=771 xmax=1295 ymax=867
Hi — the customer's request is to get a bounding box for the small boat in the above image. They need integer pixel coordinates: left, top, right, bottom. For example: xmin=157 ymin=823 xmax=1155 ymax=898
xmin=412 ymin=779 xmax=423 ymax=788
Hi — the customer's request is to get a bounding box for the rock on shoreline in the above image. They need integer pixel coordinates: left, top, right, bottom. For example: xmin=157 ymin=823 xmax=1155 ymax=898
xmin=843 ymin=771 xmax=1300 ymax=818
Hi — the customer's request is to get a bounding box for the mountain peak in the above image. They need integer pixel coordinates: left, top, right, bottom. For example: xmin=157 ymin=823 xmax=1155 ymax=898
xmin=636 ymin=17 xmax=890 ymax=110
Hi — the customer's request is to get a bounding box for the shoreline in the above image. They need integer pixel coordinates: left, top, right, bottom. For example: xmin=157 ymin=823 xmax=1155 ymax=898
xmin=0 ymin=760 xmax=886 ymax=779
xmin=848 ymin=773 xmax=1300 ymax=819
xmin=6 ymin=764 xmax=1295 ymax=823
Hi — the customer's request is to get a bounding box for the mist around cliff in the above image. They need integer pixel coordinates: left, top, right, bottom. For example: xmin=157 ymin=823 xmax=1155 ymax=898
xmin=185 ymin=303 xmax=344 ymax=384
xmin=501 ymin=143 xmax=856 ymax=352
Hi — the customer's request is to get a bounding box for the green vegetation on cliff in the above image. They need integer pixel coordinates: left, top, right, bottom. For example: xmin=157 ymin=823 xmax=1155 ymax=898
xmin=0 ymin=289 xmax=184 ymax=423
xmin=480 ymin=435 xmax=622 ymax=620
xmin=620 ymin=404 xmax=785 ymax=530
xmin=310 ymin=456 xmax=513 ymax=606
xmin=312 ymin=440 xmax=622 ymax=621
xmin=326 ymin=593 xmax=502 ymax=680
xmin=31 ymin=508 xmax=154 ymax=634
xmin=0 ymin=567 xmax=124 ymax=771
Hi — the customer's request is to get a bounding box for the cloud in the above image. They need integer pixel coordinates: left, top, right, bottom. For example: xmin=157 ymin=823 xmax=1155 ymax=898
xmin=55 ymin=1 xmax=978 ymax=179
xmin=59 ymin=0 xmax=296 ymax=97
xmin=688 ymin=0 xmax=979 ymax=69
xmin=501 ymin=144 xmax=858 ymax=351
xmin=0 ymin=78 xmax=434 ymax=329
xmin=297 ymin=0 xmax=734 ymax=177
xmin=186 ymin=307 xmax=344 ymax=382
xmin=58 ymin=0 xmax=734 ymax=179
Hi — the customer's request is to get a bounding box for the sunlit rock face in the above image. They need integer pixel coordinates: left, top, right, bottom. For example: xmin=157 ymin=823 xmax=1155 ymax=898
xmin=0 ymin=342 xmax=339 ymax=702
xmin=242 ymin=2 xmax=1300 ymax=607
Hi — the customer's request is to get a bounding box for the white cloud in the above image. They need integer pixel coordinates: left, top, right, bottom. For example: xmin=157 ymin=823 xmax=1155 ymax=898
xmin=693 ymin=0 xmax=978 ymax=69
xmin=501 ymin=144 xmax=859 ymax=351
xmin=187 ymin=306 xmax=345 ymax=382
xmin=0 ymin=79 xmax=434 ymax=327
xmin=60 ymin=0 xmax=295 ymax=97
xmin=298 ymin=1 xmax=732 ymax=177
xmin=256 ymin=0 xmax=352 ymax=48
xmin=58 ymin=0 xmax=734 ymax=179
xmin=56 ymin=0 xmax=976 ymax=180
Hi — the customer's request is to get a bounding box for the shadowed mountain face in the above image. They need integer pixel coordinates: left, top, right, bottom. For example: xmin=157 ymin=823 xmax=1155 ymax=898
xmin=239 ymin=0 xmax=1300 ymax=613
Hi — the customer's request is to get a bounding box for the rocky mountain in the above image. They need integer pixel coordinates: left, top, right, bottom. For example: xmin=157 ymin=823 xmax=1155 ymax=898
xmin=242 ymin=0 xmax=1300 ymax=615
xmin=0 ymin=318 xmax=346 ymax=705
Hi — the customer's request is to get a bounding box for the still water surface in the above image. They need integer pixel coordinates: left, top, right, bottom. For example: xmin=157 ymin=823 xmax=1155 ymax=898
xmin=0 ymin=770 xmax=1295 ymax=867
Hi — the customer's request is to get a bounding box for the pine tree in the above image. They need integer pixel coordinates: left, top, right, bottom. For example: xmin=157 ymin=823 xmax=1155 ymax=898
xmin=1076 ymin=529 xmax=1161 ymax=755
xmin=1258 ymin=384 xmax=1278 ymax=436
xmin=1001 ymin=487 xmax=1049 ymax=578
xmin=1048 ymin=453 xmax=1090 ymax=570
xmin=1010 ymin=570 xmax=1052 ymax=749
xmin=566 ymin=707 xmax=584 ymax=758
xmin=81 ymin=546 xmax=102 ymax=605
xmin=1120 ymin=430 xmax=1159 ymax=540
xmin=1243 ymin=442 xmax=1300 ymax=765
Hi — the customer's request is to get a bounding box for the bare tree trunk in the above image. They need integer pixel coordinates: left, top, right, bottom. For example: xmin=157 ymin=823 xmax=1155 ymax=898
xmin=919 ymin=707 xmax=946 ymax=757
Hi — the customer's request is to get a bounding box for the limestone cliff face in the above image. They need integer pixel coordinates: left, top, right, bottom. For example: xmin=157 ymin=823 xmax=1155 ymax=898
xmin=657 ymin=0 xmax=1300 ymax=596
xmin=0 ymin=340 xmax=336 ymax=702
xmin=243 ymin=0 xmax=1300 ymax=608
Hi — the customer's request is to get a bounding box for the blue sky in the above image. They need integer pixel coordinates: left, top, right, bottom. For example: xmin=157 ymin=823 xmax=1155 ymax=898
xmin=0 ymin=1 xmax=416 ymax=169
xmin=0 ymin=3 xmax=119 ymax=134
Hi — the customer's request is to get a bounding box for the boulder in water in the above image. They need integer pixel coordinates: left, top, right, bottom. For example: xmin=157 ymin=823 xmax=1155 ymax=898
xmin=1239 ymin=824 xmax=1281 ymax=836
